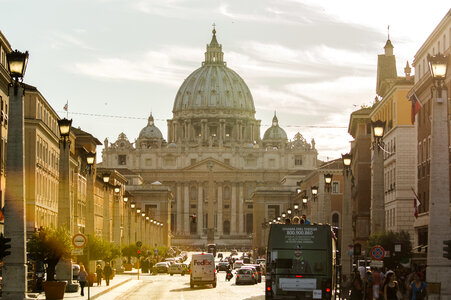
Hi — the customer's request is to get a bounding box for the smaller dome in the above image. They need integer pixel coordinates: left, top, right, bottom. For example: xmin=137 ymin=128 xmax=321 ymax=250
xmin=139 ymin=114 xmax=163 ymax=140
xmin=263 ymin=113 xmax=287 ymax=140
xmin=168 ymin=142 xmax=177 ymax=148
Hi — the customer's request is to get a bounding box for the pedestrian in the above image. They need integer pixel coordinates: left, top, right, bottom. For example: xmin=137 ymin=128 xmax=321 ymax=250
xmin=372 ymin=267 xmax=382 ymax=300
xmin=408 ymin=272 xmax=427 ymax=300
xmin=365 ymin=269 xmax=373 ymax=300
xmin=78 ymin=265 xmax=88 ymax=296
xmin=383 ymin=272 xmax=399 ymax=300
xmin=96 ymin=264 xmax=103 ymax=286
xmin=341 ymin=274 xmax=351 ymax=300
xmin=302 ymin=214 xmax=311 ymax=225
xmin=103 ymin=262 xmax=113 ymax=286
xmin=350 ymin=271 xmax=363 ymax=300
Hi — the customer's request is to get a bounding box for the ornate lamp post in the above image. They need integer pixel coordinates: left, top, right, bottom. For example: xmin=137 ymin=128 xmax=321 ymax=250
xmin=311 ymin=186 xmax=318 ymax=201
xmin=323 ymin=173 xmax=333 ymax=224
xmin=371 ymin=120 xmax=386 ymax=234
xmin=86 ymin=152 xmax=95 ymax=175
xmin=426 ymin=53 xmax=450 ymax=299
xmin=3 ymin=49 xmax=29 ymax=299
xmin=341 ymin=153 xmax=353 ymax=278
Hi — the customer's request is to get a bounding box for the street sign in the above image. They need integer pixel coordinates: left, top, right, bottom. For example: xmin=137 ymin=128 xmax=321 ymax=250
xmin=136 ymin=241 xmax=142 ymax=248
xmin=370 ymin=260 xmax=383 ymax=268
xmin=72 ymin=233 xmax=87 ymax=249
xmin=370 ymin=245 xmax=385 ymax=260
xmin=72 ymin=248 xmax=83 ymax=256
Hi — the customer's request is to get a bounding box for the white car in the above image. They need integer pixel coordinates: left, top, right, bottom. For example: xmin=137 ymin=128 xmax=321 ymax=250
xmin=233 ymin=260 xmax=244 ymax=269
xmin=236 ymin=268 xmax=257 ymax=285
xmin=190 ymin=253 xmax=216 ymax=288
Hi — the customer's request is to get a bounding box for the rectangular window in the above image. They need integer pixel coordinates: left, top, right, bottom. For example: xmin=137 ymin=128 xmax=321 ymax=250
xmin=145 ymin=158 xmax=152 ymax=166
xmin=224 ymin=204 xmax=230 ymax=209
xmin=332 ymin=182 xmax=340 ymax=194
xmin=269 ymin=158 xmax=275 ymax=168
xmin=190 ymin=158 xmax=196 ymax=165
xmin=294 ymin=155 xmax=302 ymax=166
xmin=118 ymin=155 xmax=126 ymax=165
xmin=190 ymin=204 xmax=197 ymax=209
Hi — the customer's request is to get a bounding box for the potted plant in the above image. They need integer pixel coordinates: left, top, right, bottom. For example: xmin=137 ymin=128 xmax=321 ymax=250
xmin=28 ymin=226 xmax=73 ymax=300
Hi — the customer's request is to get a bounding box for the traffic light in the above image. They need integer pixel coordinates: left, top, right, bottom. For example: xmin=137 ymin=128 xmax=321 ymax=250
xmin=443 ymin=240 xmax=451 ymax=260
xmin=191 ymin=214 xmax=197 ymax=223
xmin=0 ymin=233 xmax=11 ymax=260
xmin=137 ymin=249 xmax=141 ymax=258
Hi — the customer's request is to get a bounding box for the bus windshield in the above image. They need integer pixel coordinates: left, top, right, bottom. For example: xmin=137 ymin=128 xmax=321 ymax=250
xmin=271 ymin=249 xmax=329 ymax=275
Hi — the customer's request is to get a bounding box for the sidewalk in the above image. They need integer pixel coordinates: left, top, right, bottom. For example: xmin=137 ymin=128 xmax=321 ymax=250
xmin=33 ymin=272 xmax=137 ymax=300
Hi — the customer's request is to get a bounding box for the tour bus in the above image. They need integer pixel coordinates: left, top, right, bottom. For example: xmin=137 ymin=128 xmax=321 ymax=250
xmin=207 ymin=243 xmax=217 ymax=257
xmin=265 ymin=224 xmax=337 ymax=299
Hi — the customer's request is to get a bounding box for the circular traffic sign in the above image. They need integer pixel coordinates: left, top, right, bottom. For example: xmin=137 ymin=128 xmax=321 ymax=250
xmin=136 ymin=241 xmax=142 ymax=248
xmin=72 ymin=233 xmax=87 ymax=249
xmin=370 ymin=245 xmax=385 ymax=260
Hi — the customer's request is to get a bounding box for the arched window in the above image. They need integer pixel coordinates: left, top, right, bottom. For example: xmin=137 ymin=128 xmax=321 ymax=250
xmin=223 ymin=220 xmax=230 ymax=235
xmin=332 ymin=213 xmax=339 ymax=227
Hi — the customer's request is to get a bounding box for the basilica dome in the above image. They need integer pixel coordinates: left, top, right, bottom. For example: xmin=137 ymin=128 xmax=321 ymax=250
xmin=139 ymin=114 xmax=163 ymax=140
xmin=263 ymin=113 xmax=287 ymax=141
xmin=172 ymin=29 xmax=255 ymax=118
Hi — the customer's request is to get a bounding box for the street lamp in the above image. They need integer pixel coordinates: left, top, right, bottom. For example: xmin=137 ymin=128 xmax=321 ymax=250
xmin=287 ymin=208 xmax=292 ymax=215
xmin=293 ymin=203 xmax=299 ymax=210
xmin=428 ymin=53 xmax=448 ymax=98
xmin=281 ymin=212 xmax=286 ymax=218
xmin=324 ymin=173 xmax=333 ymax=192
xmin=137 ymin=208 xmax=141 ymax=214
xmin=130 ymin=202 xmax=136 ymax=209
xmin=4 ymin=49 xmax=29 ymax=298
xmin=342 ymin=153 xmax=352 ymax=176
xmin=58 ymin=118 xmax=72 ymax=149
xmin=311 ymin=186 xmax=318 ymax=201
xmin=86 ymin=152 xmax=95 ymax=174
xmin=102 ymin=173 xmax=110 ymax=184
xmin=371 ymin=120 xmax=386 ymax=150
xmin=114 ymin=185 xmax=121 ymax=194
xmin=123 ymin=196 xmax=128 ymax=203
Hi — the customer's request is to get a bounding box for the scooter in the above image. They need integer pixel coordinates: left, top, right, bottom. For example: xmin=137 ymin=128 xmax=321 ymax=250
xmin=226 ymin=270 xmax=233 ymax=281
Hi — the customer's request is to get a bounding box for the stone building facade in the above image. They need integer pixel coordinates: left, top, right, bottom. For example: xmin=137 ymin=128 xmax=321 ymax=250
xmin=370 ymin=39 xmax=416 ymax=240
xmin=101 ymin=30 xmax=318 ymax=247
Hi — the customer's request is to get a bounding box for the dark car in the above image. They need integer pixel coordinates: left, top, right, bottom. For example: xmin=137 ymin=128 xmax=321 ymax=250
xmin=249 ymin=264 xmax=263 ymax=283
xmin=216 ymin=261 xmax=230 ymax=272
xmin=217 ymin=253 xmax=223 ymax=259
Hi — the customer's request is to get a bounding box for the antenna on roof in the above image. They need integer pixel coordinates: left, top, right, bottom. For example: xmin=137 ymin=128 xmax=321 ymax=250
xmin=387 ymin=25 xmax=390 ymax=40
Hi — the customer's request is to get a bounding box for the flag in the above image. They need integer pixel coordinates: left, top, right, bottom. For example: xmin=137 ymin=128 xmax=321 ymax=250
xmin=63 ymin=101 xmax=68 ymax=111
xmin=413 ymin=189 xmax=421 ymax=218
xmin=0 ymin=207 xmax=4 ymax=222
xmin=410 ymin=93 xmax=421 ymax=124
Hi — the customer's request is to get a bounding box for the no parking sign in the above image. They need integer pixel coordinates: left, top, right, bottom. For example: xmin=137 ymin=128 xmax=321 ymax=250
xmin=370 ymin=245 xmax=385 ymax=260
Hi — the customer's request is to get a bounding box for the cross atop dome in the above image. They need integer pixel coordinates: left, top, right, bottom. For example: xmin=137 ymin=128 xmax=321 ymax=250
xmin=204 ymin=26 xmax=225 ymax=66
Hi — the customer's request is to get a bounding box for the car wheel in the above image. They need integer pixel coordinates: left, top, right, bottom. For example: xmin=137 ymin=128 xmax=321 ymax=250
xmin=181 ymin=272 xmax=185 ymax=276
xmin=213 ymin=281 xmax=217 ymax=288
xmin=190 ymin=283 xmax=194 ymax=288
xmin=170 ymin=273 xmax=173 ymax=276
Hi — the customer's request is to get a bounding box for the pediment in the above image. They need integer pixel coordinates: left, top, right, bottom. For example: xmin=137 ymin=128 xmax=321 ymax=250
xmin=184 ymin=158 xmax=237 ymax=172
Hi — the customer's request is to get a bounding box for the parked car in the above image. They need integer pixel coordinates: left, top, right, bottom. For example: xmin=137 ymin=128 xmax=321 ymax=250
xmin=168 ymin=263 xmax=186 ymax=276
xmin=152 ymin=262 xmax=169 ymax=273
xmin=235 ymin=268 xmax=257 ymax=285
xmin=164 ymin=258 xmax=176 ymax=265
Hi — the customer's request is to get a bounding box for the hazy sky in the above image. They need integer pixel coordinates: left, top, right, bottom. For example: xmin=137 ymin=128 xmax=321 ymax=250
xmin=1 ymin=1 xmax=449 ymax=161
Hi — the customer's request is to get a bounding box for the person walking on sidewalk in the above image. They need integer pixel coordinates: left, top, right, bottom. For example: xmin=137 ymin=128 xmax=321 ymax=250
xmin=78 ymin=265 xmax=88 ymax=296
xmin=103 ymin=262 xmax=113 ymax=286
xmin=96 ymin=264 xmax=103 ymax=286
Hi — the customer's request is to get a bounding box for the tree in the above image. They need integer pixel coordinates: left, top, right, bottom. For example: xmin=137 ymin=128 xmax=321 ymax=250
xmin=85 ymin=235 xmax=121 ymax=263
xmin=27 ymin=226 xmax=73 ymax=281
xmin=367 ymin=230 xmax=412 ymax=269
xmin=122 ymin=244 xmax=139 ymax=263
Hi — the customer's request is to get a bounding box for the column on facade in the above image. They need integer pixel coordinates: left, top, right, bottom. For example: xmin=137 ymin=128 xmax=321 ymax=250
xmin=201 ymin=119 xmax=207 ymax=142
xmin=103 ymin=189 xmax=111 ymax=241
xmin=371 ymin=148 xmax=385 ymax=233
xmin=112 ymin=193 xmax=121 ymax=248
xmin=427 ymin=89 xmax=451 ymax=299
xmin=184 ymin=184 xmax=189 ymax=234
xmin=187 ymin=119 xmax=192 ymax=141
xmin=176 ymin=184 xmax=182 ymax=234
xmin=318 ymin=175 xmax=325 ymax=223
xmin=197 ymin=184 xmax=203 ymax=235
xmin=231 ymin=183 xmax=237 ymax=234
xmin=130 ymin=208 xmax=136 ymax=244
xmin=341 ymin=169 xmax=353 ymax=278
xmin=58 ymin=139 xmax=72 ymax=235
xmin=238 ymin=184 xmax=244 ymax=234
xmin=167 ymin=120 xmax=173 ymax=142
xmin=86 ymin=173 xmax=95 ymax=235
xmin=217 ymin=183 xmax=223 ymax=236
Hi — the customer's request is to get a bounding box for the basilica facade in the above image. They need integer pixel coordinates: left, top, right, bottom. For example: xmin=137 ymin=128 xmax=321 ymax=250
xmin=101 ymin=30 xmax=318 ymax=247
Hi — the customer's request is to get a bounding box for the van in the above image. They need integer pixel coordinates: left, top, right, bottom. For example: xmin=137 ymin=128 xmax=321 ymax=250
xmin=190 ymin=253 xmax=216 ymax=288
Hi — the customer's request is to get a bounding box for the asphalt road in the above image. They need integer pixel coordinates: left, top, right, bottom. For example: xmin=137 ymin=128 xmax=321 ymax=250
xmin=96 ymin=251 xmax=265 ymax=300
